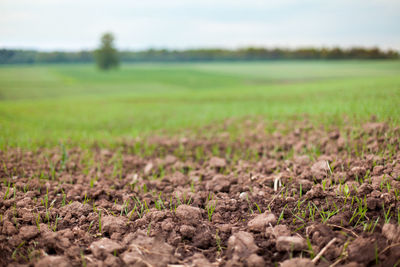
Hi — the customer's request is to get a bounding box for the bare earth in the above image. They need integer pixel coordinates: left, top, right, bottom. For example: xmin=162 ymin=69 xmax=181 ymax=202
xmin=1 ymin=119 xmax=400 ymax=266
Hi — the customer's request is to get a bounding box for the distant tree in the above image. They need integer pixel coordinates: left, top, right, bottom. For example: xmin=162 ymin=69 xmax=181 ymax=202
xmin=94 ymin=33 xmax=119 ymax=70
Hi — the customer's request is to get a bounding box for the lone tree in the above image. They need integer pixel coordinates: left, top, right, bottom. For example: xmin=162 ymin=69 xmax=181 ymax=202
xmin=94 ymin=33 xmax=119 ymax=70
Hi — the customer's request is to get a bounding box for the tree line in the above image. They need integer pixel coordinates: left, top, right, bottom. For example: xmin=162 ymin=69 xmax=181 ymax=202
xmin=1 ymin=47 xmax=398 ymax=65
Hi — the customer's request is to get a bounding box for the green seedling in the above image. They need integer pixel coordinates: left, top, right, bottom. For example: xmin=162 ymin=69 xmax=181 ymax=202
xmin=312 ymin=202 xmax=338 ymax=224
xmin=306 ymin=236 xmax=315 ymax=259
xmin=83 ymin=193 xmax=90 ymax=204
xmin=277 ymin=204 xmax=287 ymax=224
xmin=60 ymin=142 xmax=68 ymax=170
xmin=206 ymin=193 xmax=217 ymax=222
xmin=254 ymin=202 xmax=262 ymax=214
xmin=216 ymin=230 xmax=224 ymax=255
xmin=61 ymin=190 xmax=66 ymax=207
xmin=52 ymin=216 xmax=60 ymax=232
xmin=308 ymin=202 xmax=316 ymax=222
xmin=245 ymin=195 xmax=254 ymax=214
xmin=88 ymin=221 xmax=94 ymax=232
xmin=12 ymin=241 xmax=26 ymax=260
xmin=35 ymin=213 xmax=41 ymax=231
xmin=81 ymin=250 xmax=87 ymax=267
xmin=398 ymin=208 xmax=400 ymax=226
xmin=147 ymin=222 xmax=152 ymax=236
xmin=3 ymin=182 xmax=11 ymax=200
xmin=382 ymin=203 xmax=392 ymax=223
xmin=98 ymin=210 xmax=102 ymax=233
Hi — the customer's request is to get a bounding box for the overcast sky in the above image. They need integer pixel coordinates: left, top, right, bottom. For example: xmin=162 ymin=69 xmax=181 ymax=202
xmin=1 ymin=0 xmax=400 ymax=51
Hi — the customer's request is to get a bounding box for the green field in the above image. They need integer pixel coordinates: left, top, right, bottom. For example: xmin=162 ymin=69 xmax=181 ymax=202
xmin=1 ymin=61 xmax=399 ymax=148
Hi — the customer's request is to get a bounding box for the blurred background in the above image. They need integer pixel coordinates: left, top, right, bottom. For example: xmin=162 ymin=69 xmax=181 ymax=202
xmin=0 ymin=0 xmax=399 ymax=147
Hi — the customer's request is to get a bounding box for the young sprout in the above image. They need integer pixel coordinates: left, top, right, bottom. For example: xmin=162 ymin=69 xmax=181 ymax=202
xmin=147 ymin=222 xmax=152 ymax=236
xmin=206 ymin=193 xmax=217 ymax=222
xmin=216 ymin=230 xmax=224 ymax=255
xmin=190 ymin=181 xmax=195 ymax=193
xmin=245 ymin=195 xmax=254 ymax=214
xmin=81 ymin=250 xmax=87 ymax=267
xmin=155 ymin=193 xmax=166 ymax=211
xmin=254 ymin=202 xmax=262 ymax=214
xmin=60 ymin=142 xmax=69 ymax=171
xmin=277 ymin=204 xmax=287 ymax=224
xmin=306 ymin=236 xmax=315 ymax=259
xmin=88 ymin=221 xmax=94 ymax=232
xmin=98 ymin=210 xmax=102 ymax=233
xmin=35 ymin=213 xmax=41 ymax=231
xmin=322 ymin=180 xmax=327 ymax=191
xmin=382 ymin=203 xmax=392 ymax=223
xmin=3 ymin=182 xmax=11 ymax=200
xmin=52 ymin=216 xmax=60 ymax=232
xmin=12 ymin=241 xmax=26 ymax=260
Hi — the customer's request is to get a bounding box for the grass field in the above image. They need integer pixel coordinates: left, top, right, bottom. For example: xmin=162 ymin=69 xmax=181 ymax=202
xmin=1 ymin=60 xmax=399 ymax=148
xmin=1 ymin=61 xmax=400 ymax=266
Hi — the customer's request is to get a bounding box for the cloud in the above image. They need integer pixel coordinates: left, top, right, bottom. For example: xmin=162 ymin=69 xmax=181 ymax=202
xmin=0 ymin=0 xmax=399 ymax=50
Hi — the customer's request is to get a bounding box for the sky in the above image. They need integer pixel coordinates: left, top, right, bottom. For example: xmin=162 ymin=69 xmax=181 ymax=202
xmin=1 ymin=0 xmax=400 ymax=51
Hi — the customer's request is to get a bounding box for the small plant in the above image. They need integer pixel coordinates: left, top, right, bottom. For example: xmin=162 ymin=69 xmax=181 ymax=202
xmin=81 ymin=250 xmax=87 ymax=267
xmin=245 ymin=195 xmax=254 ymax=214
xmin=3 ymin=182 xmax=11 ymax=200
xmin=277 ymin=204 xmax=287 ymax=224
xmin=88 ymin=221 xmax=94 ymax=232
xmin=147 ymin=222 xmax=152 ymax=236
xmin=52 ymin=216 xmax=60 ymax=232
xmin=306 ymin=236 xmax=315 ymax=259
xmin=382 ymin=203 xmax=392 ymax=223
xmin=254 ymin=202 xmax=262 ymax=214
xmin=206 ymin=193 xmax=217 ymax=222
xmin=216 ymin=230 xmax=224 ymax=255
xmin=83 ymin=193 xmax=90 ymax=205
xmin=98 ymin=210 xmax=102 ymax=233
xmin=308 ymin=202 xmax=316 ymax=222
xmin=398 ymin=207 xmax=400 ymax=226
xmin=60 ymin=142 xmax=69 ymax=170
xmin=12 ymin=241 xmax=26 ymax=260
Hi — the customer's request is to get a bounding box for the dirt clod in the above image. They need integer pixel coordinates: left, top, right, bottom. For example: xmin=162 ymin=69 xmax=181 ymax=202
xmin=19 ymin=225 xmax=39 ymax=240
xmin=247 ymin=212 xmax=277 ymax=232
xmin=175 ymin=205 xmax=202 ymax=225
xmin=34 ymin=256 xmax=70 ymax=267
xmin=280 ymin=258 xmax=315 ymax=267
xmin=276 ymin=236 xmax=307 ymax=251
xmin=227 ymin=231 xmax=258 ymax=258
xmin=90 ymin=238 xmax=123 ymax=258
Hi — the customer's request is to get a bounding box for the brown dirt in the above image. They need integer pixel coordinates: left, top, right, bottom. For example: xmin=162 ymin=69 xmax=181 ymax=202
xmin=1 ymin=119 xmax=400 ymax=266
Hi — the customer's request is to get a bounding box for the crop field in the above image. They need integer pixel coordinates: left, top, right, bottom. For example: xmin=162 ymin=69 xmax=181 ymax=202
xmin=1 ymin=61 xmax=400 ymax=266
xmin=1 ymin=61 xmax=400 ymax=147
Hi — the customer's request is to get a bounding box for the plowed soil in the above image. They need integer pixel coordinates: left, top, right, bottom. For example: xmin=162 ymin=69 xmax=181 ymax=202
xmin=1 ymin=119 xmax=400 ymax=267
